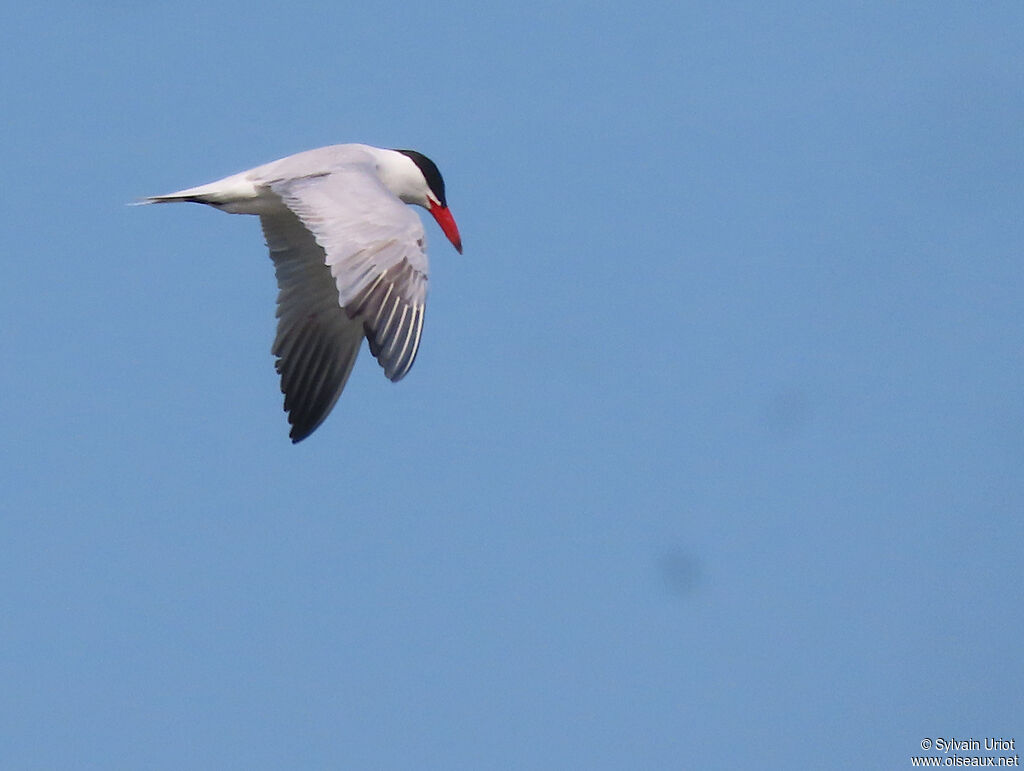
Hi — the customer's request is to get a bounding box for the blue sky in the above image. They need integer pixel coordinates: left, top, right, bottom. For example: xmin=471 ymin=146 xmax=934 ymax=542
xmin=2 ymin=2 xmax=1022 ymax=768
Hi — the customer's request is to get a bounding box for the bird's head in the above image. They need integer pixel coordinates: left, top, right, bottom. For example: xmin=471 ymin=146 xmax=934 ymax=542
xmin=385 ymin=149 xmax=462 ymax=254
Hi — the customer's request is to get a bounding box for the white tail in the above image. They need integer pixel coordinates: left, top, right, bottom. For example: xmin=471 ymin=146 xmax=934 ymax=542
xmin=139 ymin=170 xmax=262 ymax=209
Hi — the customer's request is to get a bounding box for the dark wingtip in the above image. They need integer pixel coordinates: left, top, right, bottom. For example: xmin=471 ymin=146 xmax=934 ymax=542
xmin=288 ymin=418 xmax=315 ymax=444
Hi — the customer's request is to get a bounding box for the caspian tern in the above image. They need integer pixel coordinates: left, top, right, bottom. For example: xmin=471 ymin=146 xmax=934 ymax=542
xmin=143 ymin=143 xmax=462 ymax=442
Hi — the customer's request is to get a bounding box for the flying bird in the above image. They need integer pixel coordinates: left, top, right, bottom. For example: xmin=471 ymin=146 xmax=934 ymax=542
xmin=142 ymin=143 xmax=462 ymax=442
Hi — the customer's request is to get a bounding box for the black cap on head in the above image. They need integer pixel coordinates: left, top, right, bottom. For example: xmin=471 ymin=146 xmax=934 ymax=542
xmin=395 ymin=149 xmax=448 ymax=207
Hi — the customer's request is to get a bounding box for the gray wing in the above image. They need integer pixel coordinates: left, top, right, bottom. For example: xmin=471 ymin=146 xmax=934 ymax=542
xmin=261 ymin=210 xmax=364 ymax=443
xmin=267 ymin=165 xmax=429 ymax=382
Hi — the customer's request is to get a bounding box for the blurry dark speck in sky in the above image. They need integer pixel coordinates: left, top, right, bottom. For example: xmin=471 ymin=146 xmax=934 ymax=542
xmin=761 ymin=388 xmax=814 ymax=437
xmin=657 ymin=546 xmax=702 ymax=599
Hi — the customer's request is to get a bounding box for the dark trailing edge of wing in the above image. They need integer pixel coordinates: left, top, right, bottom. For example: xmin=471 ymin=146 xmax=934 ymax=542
xmin=262 ymin=210 xmax=364 ymax=443
xmin=345 ymin=257 xmax=426 ymax=382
